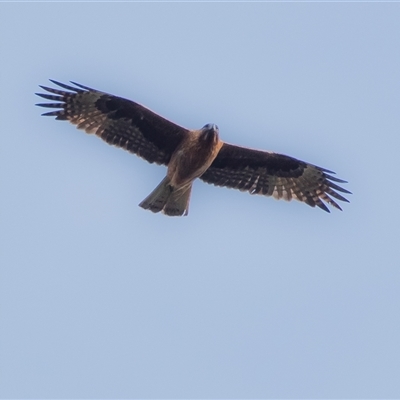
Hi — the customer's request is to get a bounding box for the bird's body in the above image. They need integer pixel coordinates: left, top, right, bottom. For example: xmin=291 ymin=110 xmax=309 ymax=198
xmin=36 ymin=80 xmax=350 ymax=216
xmin=140 ymin=125 xmax=223 ymax=215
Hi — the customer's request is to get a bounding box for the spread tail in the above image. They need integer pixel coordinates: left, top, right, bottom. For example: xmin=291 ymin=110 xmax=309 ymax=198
xmin=139 ymin=177 xmax=192 ymax=216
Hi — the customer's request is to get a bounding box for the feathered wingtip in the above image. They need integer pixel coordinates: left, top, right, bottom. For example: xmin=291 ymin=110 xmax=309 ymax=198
xmin=315 ymin=169 xmax=352 ymax=212
xmin=39 ymin=79 xmax=93 ymax=93
xmin=35 ymin=79 xmax=94 ymax=117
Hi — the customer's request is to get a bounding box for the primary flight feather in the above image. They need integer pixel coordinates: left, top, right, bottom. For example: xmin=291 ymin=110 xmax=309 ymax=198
xmin=36 ymin=80 xmax=350 ymax=216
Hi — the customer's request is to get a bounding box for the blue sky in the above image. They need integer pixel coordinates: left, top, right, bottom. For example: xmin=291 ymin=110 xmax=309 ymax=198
xmin=1 ymin=2 xmax=400 ymax=398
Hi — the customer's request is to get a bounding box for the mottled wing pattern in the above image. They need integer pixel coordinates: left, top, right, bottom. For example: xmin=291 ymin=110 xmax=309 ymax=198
xmin=201 ymin=143 xmax=350 ymax=212
xmin=36 ymin=80 xmax=188 ymax=165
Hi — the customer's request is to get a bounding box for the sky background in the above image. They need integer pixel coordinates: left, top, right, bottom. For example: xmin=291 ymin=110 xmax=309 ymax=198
xmin=1 ymin=2 xmax=400 ymax=399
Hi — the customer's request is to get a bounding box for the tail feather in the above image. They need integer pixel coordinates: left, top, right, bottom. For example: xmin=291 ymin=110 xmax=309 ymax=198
xmin=139 ymin=177 xmax=192 ymax=216
xmin=163 ymin=185 xmax=192 ymax=216
xmin=139 ymin=177 xmax=172 ymax=213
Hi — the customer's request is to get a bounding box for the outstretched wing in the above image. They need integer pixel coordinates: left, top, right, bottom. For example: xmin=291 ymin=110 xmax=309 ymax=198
xmin=200 ymin=143 xmax=350 ymax=212
xmin=36 ymin=80 xmax=189 ymax=165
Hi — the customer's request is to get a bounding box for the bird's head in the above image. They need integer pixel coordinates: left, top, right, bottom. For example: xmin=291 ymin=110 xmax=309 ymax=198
xmin=200 ymin=123 xmax=219 ymax=143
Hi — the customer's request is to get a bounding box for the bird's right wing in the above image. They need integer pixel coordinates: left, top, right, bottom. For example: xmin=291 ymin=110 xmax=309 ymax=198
xmin=36 ymin=80 xmax=189 ymax=165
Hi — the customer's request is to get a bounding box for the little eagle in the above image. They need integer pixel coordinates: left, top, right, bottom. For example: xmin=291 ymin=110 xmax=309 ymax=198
xmin=36 ymin=80 xmax=350 ymax=216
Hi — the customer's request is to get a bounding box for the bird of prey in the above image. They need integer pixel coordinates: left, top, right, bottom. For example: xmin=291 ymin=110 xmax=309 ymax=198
xmin=36 ymin=80 xmax=350 ymax=216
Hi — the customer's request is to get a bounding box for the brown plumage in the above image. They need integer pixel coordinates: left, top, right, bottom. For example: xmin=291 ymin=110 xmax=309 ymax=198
xmin=36 ymin=80 xmax=351 ymax=216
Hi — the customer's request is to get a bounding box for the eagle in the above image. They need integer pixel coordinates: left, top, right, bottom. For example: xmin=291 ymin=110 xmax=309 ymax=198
xmin=36 ymin=80 xmax=350 ymax=216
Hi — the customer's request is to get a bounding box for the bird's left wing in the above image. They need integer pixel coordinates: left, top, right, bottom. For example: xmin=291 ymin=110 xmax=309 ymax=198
xmin=200 ymin=142 xmax=350 ymax=212
xmin=36 ymin=80 xmax=189 ymax=165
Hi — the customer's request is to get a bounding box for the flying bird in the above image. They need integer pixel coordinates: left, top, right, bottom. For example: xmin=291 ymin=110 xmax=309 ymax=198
xmin=36 ymin=80 xmax=350 ymax=216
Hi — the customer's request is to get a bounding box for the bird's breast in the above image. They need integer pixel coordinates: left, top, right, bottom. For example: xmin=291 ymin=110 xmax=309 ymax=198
xmin=168 ymin=133 xmax=222 ymax=188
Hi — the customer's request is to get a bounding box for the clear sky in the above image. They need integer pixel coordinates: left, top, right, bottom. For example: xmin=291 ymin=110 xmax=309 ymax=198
xmin=1 ymin=2 xmax=400 ymax=398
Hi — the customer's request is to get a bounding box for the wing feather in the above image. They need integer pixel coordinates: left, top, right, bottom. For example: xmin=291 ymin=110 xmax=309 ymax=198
xmin=201 ymin=142 xmax=350 ymax=212
xmin=36 ymin=80 xmax=188 ymax=165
